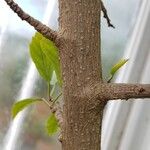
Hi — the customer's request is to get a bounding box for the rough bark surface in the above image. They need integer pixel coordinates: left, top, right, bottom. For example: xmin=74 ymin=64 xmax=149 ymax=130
xmin=58 ymin=0 xmax=105 ymax=149
xmin=86 ymin=83 xmax=150 ymax=101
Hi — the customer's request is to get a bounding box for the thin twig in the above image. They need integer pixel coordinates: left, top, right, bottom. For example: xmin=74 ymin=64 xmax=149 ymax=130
xmin=101 ymin=0 xmax=115 ymax=28
xmin=51 ymin=102 xmax=63 ymax=129
xmin=42 ymin=98 xmax=63 ymax=128
xmin=107 ymin=75 xmax=113 ymax=83
xmin=41 ymin=98 xmax=52 ymax=108
xmin=52 ymin=93 xmax=62 ymax=104
xmin=4 ymin=0 xmax=58 ymax=42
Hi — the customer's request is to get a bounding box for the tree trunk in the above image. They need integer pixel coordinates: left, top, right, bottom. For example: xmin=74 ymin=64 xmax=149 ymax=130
xmin=58 ymin=0 xmax=105 ymax=149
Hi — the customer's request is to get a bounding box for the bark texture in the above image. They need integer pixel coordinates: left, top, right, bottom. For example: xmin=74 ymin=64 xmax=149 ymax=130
xmin=58 ymin=0 xmax=105 ymax=149
xmin=85 ymin=83 xmax=150 ymax=101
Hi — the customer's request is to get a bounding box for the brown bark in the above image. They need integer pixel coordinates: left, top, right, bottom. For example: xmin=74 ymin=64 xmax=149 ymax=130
xmin=105 ymin=83 xmax=150 ymax=100
xmin=85 ymin=83 xmax=150 ymax=101
xmin=58 ymin=0 xmax=106 ymax=149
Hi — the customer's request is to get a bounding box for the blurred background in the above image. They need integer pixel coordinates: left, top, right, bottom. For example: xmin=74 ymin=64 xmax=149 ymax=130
xmin=0 ymin=0 xmax=149 ymax=149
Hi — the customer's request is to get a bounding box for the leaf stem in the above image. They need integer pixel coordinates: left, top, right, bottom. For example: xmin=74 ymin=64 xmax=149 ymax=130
xmin=41 ymin=98 xmax=52 ymax=108
xmin=53 ymin=93 xmax=62 ymax=104
xmin=47 ymin=82 xmax=51 ymax=101
xmin=107 ymin=75 xmax=113 ymax=83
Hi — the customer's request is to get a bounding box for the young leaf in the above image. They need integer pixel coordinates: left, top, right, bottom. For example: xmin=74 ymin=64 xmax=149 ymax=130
xmin=110 ymin=59 xmax=129 ymax=76
xmin=108 ymin=59 xmax=129 ymax=83
xmin=12 ymin=98 xmax=42 ymax=119
xmin=46 ymin=113 xmax=59 ymax=135
xmin=40 ymin=37 xmax=62 ymax=85
xmin=29 ymin=33 xmax=53 ymax=82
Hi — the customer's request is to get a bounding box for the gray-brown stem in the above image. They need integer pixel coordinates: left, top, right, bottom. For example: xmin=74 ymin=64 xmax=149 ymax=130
xmin=106 ymin=83 xmax=150 ymax=100
xmin=4 ymin=0 xmax=58 ymax=42
xmin=58 ymin=0 xmax=105 ymax=149
xmin=101 ymin=0 xmax=115 ymax=28
xmin=86 ymin=83 xmax=150 ymax=101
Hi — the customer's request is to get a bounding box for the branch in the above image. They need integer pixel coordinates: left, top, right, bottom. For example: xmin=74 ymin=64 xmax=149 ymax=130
xmin=101 ymin=1 xmax=115 ymax=28
xmin=42 ymin=98 xmax=63 ymax=142
xmin=106 ymin=83 xmax=150 ymax=100
xmin=42 ymin=98 xmax=63 ymax=128
xmin=53 ymin=103 xmax=63 ymax=143
xmin=4 ymin=0 xmax=58 ymax=42
xmin=50 ymin=101 xmax=63 ymax=128
xmin=93 ymin=83 xmax=150 ymax=101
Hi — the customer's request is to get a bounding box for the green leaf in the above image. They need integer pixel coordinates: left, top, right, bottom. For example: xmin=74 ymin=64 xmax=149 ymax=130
xmin=46 ymin=113 xmax=59 ymax=135
xmin=107 ymin=59 xmax=129 ymax=83
xmin=29 ymin=33 xmax=53 ymax=82
xmin=110 ymin=59 xmax=129 ymax=76
xmin=12 ymin=98 xmax=42 ymax=119
xmin=40 ymin=37 xmax=62 ymax=85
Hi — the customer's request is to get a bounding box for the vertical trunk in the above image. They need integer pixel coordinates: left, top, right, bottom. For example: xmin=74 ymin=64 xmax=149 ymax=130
xmin=58 ymin=0 xmax=104 ymax=149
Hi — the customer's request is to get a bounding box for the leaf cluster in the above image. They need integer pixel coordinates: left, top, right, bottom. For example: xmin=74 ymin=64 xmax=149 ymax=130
xmin=12 ymin=32 xmax=62 ymax=136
